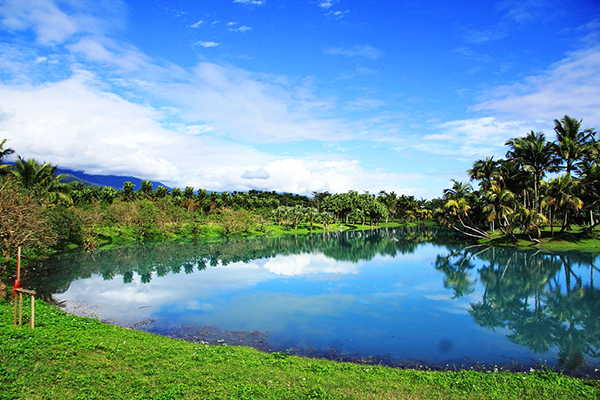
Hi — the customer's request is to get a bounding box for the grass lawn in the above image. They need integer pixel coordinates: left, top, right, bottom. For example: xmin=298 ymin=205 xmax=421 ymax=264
xmin=1 ymin=299 xmax=598 ymax=399
xmin=480 ymin=225 xmax=600 ymax=252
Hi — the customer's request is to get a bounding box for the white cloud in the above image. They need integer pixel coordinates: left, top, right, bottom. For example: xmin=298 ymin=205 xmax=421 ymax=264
xmin=155 ymin=62 xmax=353 ymax=143
xmin=67 ymin=36 xmax=169 ymax=74
xmin=498 ymin=0 xmax=553 ymax=24
xmin=419 ymin=43 xmax=600 ymax=162
xmin=323 ymin=45 xmax=381 ymax=60
xmin=0 ymin=0 xmax=76 ymax=44
xmin=241 ymin=168 xmax=270 ymax=180
xmin=0 ymin=0 xmax=433 ymax=196
xmin=0 ymin=0 xmax=125 ymax=45
xmin=318 ymin=0 xmax=340 ymax=8
xmin=195 ymin=41 xmax=220 ymax=48
xmin=233 ymin=0 xmax=266 ymax=6
xmin=325 ymin=10 xmax=349 ymax=19
xmin=461 ymin=27 xmax=507 ymax=44
xmin=260 ymin=158 xmax=421 ymax=195
xmin=414 ymin=117 xmax=531 ymax=159
xmin=229 ymin=25 xmax=252 ymax=33
xmin=0 ymin=72 xmax=420 ymax=194
xmin=473 ymin=45 xmax=600 ymax=125
xmin=264 ymin=254 xmax=359 ymax=276
xmin=0 ymin=74 xmax=180 ymax=182
xmin=189 ymin=20 xmax=203 ymax=28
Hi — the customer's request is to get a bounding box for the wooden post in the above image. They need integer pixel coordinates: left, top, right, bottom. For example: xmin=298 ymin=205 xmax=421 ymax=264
xmin=18 ymin=292 xmax=23 ymax=326
xmin=30 ymin=295 xmax=35 ymax=329
xmin=13 ymin=247 xmax=22 ymax=326
xmin=16 ymin=246 xmax=21 ymax=281
xmin=14 ymin=289 xmax=36 ymax=329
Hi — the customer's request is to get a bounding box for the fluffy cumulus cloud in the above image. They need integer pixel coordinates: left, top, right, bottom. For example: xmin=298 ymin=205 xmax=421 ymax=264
xmin=0 ymin=73 xmax=181 ymax=182
xmin=0 ymin=70 xmax=419 ymax=193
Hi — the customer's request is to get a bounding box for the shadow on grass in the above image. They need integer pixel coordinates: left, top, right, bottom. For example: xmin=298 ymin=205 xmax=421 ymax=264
xmin=482 ymin=226 xmax=600 ymax=251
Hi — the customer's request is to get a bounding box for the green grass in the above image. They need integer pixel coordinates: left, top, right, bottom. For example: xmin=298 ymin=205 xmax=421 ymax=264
xmin=92 ymin=221 xmax=406 ymax=249
xmin=480 ymin=225 xmax=600 ymax=252
xmin=1 ymin=299 xmax=598 ymax=399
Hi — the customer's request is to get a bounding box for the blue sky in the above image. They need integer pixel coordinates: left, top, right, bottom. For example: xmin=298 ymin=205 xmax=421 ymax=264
xmin=0 ymin=0 xmax=599 ymax=198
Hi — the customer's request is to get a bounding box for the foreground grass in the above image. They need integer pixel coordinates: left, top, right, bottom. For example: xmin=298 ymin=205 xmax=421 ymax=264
xmin=1 ymin=300 xmax=598 ymax=399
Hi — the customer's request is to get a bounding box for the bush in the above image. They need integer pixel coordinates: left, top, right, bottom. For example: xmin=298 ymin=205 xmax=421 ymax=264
xmin=43 ymin=205 xmax=84 ymax=248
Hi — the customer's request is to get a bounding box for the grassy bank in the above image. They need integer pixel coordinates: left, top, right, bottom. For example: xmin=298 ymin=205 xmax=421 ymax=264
xmin=90 ymin=221 xmax=406 ymax=248
xmin=1 ymin=300 xmax=598 ymax=400
xmin=480 ymin=225 xmax=600 ymax=252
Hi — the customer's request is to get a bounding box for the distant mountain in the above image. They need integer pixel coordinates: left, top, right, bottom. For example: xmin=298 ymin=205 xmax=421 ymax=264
xmin=56 ymin=167 xmax=168 ymax=190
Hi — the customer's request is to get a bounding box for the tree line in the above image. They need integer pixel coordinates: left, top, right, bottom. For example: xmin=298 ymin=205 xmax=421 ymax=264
xmin=0 ymin=114 xmax=598 ymax=296
xmin=0 ymin=138 xmax=430 ymax=297
xmin=435 ymin=115 xmax=599 ymax=241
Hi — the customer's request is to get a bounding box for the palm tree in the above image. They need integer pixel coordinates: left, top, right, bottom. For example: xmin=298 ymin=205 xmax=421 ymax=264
xmin=468 ymin=157 xmax=498 ymax=192
xmin=0 ymin=139 xmax=15 ymax=171
xmin=514 ymin=205 xmax=547 ymax=240
xmin=443 ymin=179 xmax=472 ymax=201
xmin=579 ymin=160 xmax=600 ymax=228
xmin=545 ymin=175 xmax=583 ymax=234
xmin=506 ymin=131 xmax=559 ymax=214
xmin=10 ymin=157 xmax=70 ymax=205
xmin=484 ymin=184 xmax=515 ymax=234
xmin=553 ymin=115 xmax=596 ymax=176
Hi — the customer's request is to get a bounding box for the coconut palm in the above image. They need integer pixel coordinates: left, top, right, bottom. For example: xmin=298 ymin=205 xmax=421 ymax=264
xmin=579 ymin=160 xmax=600 ymax=228
xmin=0 ymin=139 xmax=15 ymax=171
xmin=484 ymin=184 xmax=515 ymax=234
xmin=545 ymin=175 xmax=583 ymax=234
xmin=553 ymin=115 xmax=596 ymax=176
xmin=514 ymin=205 xmax=547 ymax=240
xmin=10 ymin=157 xmax=70 ymax=205
xmin=443 ymin=179 xmax=472 ymax=201
xmin=506 ymin=131 xmax=559 ymax=213
xmin=468 ymin=157 xmax=499 ymax=192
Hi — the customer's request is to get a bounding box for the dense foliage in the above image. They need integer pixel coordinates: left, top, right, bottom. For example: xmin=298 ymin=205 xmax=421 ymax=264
xmin=436 ymin=115 xmax=599 ymax=241
xmin=0 ymin=114 xmax=598 ymax=296
xmin=0 ymin=138 xmax=430 ymax=298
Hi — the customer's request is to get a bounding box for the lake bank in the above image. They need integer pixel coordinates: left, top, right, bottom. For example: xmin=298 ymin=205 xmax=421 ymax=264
xmin=2 ymin=299 xmax=598 ymax=400
xmin=22 ymin=228 xmax=600 ymax=378
xmin=478 ymin=225 xmax=600 ymax=252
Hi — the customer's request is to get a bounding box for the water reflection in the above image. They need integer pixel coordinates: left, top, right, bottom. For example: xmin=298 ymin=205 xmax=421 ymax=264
xmin=29 ymin=226 xmax=448 ymax=295
xmin=434 ymin=246 xmax=600 ymax=372
xmin=25 ymin=227 xmax=599 ymax=374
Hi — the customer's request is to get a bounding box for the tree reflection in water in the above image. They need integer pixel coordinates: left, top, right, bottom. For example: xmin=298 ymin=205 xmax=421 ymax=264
xmin=435 ymin=246 xmax=600 ymax=371
xmin=25 ymin=227 xmax=599 ymax=372
xmin=27 ymin=225 xmax=452 ymax=297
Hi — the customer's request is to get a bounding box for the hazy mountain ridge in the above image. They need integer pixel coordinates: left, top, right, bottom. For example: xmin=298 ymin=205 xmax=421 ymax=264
xmin=56 ymin=167 xmax=167 ymax=190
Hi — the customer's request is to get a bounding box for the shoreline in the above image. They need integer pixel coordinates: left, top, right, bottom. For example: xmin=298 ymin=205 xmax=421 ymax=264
xmin=2 ymin=299 xmax=599 ymax=399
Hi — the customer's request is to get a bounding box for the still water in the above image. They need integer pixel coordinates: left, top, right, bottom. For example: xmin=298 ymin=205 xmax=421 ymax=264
xmin=27 ymin=227 xmax=600 ymax=374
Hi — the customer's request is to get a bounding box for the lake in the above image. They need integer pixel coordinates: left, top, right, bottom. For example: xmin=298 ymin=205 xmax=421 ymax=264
xmin=26 ymin=227 xmax=600 ymax=375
